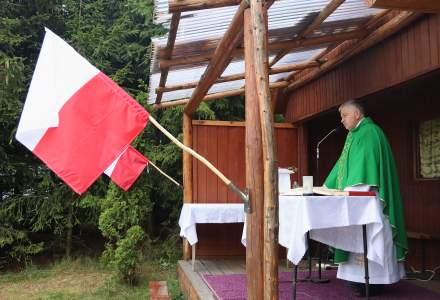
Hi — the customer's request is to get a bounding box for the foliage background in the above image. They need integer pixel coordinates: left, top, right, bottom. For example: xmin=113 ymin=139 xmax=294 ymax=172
xmin=0 ymin=0 xmax=245 ymax=283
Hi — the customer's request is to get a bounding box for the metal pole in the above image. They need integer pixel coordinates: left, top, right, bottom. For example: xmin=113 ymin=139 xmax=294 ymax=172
xmin=292 ymin=264 xmax=298 ymax=300
xmin=307 ymin=232 xmax=312 ymax=280
xmin=298 ymin=232 xmax=313 ymax=282
xmin=363 ymin=224 xmax=370 ymax=299
xmin=311 ymin=146 xmax=330 ymax=283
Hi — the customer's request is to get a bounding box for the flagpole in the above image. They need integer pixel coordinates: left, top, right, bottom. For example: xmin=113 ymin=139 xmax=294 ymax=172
xmin=148 ymin=160 xmax=182 ymax=188
xmin=148 ymin=116 xmax=250 ymax=210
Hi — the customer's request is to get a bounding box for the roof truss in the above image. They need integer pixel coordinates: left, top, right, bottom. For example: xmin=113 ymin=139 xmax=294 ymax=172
xmin=151 ymin=0 xmax=426 ymax=110
xmin=269 ymin=0 xmax=346 ymax=67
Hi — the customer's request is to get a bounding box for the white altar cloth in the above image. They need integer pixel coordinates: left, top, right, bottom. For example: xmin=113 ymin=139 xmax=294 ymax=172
xmin=178 ymin=203 xmax=245 ymax=245
xmin=278 ymin=195 xmax=385 ymax=266
xmin=241 ymin=195 xmax=385 ymax=267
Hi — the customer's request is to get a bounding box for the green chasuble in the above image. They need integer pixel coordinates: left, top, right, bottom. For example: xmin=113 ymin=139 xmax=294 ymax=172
xmin=324 ymin=117 xmax=408 ymax=263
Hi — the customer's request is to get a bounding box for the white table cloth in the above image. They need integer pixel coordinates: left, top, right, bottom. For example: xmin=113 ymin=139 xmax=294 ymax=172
xmin=242 ymin=195 xmax=385 ymax=267
xmin=178 ymin=203 xmax=245 ymax=245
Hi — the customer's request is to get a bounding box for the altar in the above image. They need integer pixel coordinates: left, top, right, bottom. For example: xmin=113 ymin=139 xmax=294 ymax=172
xmin=179 ymin=194 xmax=384 ymax=269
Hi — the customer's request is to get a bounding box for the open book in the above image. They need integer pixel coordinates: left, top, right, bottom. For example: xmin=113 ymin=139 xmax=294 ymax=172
xmin=281 ymin=186 xmax=376 ymax=196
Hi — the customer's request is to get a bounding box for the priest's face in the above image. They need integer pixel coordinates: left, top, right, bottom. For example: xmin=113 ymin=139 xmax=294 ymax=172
xmin=340 ymin=106 xmax=361 ymax=130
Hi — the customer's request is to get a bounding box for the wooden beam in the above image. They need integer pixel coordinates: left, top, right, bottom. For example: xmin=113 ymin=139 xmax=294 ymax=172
xmin=244 ymin=8 xmax=264 ymax=299
xmin=282 ymin=10 xmax=390 ymax=82
xmin=191 ymin=119 xmax=297 ymax=128
xmin=183 ymin=1 xmax=248 ymax=114
xmin=159 ymin=29 xmax=364 ymax=69
xmin=365 ymin=9 xmax=393 ymax=29
xmin=169 ymin=0 xmax=240 ymax=13
xmin=365 ymin=0 xmax=440 ymax=13
xmin=302 ymin=0 xmax=346 ymax=38
xmin=271 ymin=60 xmax=320 ymax=74
xmin=155 ymin=13 xmax=181 ymax=104
xmin=182 ymin=113 xmax=193 ymax=260
xmin=159 ymin=53 xmax=212 ymax=69
xmin=268 ymin=29 xmax=365 ymax=51
xmin=285 ymin=44 xmax=336 ymax=81
xmin=286 ymin=10 xmax=423 ymax=92
xmin=249 ymin=0 xmax=279 ymax=298
xmin=156 ymin=61 xmax=318 ymax=93
xmin=156 ymin=73 xmax=245 ymax=93
xmin=269 ymin=0 xmax=346 ymax=67
xmin=269 ymin=30 xmax=363 ymax=51
xmin=154 ymin=81 xmax=289 ymax=109
xmin=156 ymin=89 xmax=244 ymax=109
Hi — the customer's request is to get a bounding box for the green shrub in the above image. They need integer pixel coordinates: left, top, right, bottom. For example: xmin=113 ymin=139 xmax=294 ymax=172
xmin=113 ymin=226 xmax=145 ymax=284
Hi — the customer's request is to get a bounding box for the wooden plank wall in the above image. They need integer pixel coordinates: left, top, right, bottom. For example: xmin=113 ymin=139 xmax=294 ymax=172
xmin=284 ymin=14 xmax=440 ymax=123
xmin=306 ymin=72 xmax=440 ymax=269
xmin=191 ymin=121 xmax=298 ymax=257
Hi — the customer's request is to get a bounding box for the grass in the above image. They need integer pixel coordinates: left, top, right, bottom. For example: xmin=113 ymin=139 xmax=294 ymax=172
xmin=0 ymin=257 xmax=184 ymax=300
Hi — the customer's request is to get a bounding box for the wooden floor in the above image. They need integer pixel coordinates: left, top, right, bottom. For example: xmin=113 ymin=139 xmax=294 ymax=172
xmin=177 ymin=259 xmax=293 ymax=300
xmin=177 ymin=259 xmax=239 ymax=300
xmin=177 ymin=259 xmax=440 ymax=299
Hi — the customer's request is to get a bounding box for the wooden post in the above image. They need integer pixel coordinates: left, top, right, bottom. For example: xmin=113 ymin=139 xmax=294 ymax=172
xmin=182 ymin=112 xmax=193 ymax=260
xmin=249 ymin=1 xmax=279 ymax=299
xmin=244 ymin=9 xmax=264 ymax=300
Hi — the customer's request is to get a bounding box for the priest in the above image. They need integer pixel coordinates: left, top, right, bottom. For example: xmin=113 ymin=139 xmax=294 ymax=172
xmin=324 ymin=100 xmax=408 ymax=296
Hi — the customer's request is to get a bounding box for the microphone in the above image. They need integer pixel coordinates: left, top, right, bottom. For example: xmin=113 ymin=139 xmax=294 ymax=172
xmin=312 ymin=125 xmax=341 ymax=284
xmin=316 ymin=126 xmax=341 ymax=160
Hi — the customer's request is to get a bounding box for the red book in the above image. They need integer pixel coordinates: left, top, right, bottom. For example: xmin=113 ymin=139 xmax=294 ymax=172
xmin=347 ymin=191 xmax=376 ymax=196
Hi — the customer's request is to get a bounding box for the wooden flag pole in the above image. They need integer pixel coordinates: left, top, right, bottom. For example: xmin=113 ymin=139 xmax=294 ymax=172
xmin=148 ymin=160 xmax=182 ymax=188
xmin=148 ymin=115 xmax=250 ymax=210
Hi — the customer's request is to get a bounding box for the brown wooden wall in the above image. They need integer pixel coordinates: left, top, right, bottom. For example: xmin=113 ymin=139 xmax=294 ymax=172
xmin=284 ymin=14 xmax=440 ymax=123
xmin=191 ymin=121 xmax=298 ymax=257
xmin=307 ymin=72 xmax=440 ymax=269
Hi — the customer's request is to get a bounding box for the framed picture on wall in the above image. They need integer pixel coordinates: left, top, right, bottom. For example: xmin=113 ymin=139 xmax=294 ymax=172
xmin=414 ymin=118 xmax=440 ymax=180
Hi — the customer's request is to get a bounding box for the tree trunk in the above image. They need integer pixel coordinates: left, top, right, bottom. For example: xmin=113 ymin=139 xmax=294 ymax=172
xmin=65 ymin=203 xmax=73 ymax=258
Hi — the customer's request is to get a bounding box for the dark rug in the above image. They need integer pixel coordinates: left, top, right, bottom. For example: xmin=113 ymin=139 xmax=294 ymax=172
xmin=202 ymin=270 xmax=440 ymax=299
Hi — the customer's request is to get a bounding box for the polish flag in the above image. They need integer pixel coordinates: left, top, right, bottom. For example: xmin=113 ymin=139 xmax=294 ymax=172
xmin=104 ymin=146 xmax=149 ymax=191
xmin=16 ymin=28 xmax=150 ymax=194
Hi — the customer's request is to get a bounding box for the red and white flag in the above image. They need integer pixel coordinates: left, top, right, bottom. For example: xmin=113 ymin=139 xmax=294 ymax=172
xmin=104 ymin=146 xmax=149 ymax=191
xmin=16 ymin=28 xmax=150 ymax=194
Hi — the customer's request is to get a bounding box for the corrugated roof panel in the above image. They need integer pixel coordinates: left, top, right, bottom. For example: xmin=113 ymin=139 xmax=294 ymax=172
xmin=273 ymin=47 xmax=327 ymax=67
xmin=209 ymin=79 xmax=245 ymax=94
xmin=269 ymin=72 xmax=292 ymax=82
xmin=149 ymin=65 xmax=206 ymax=102
xmin=149 ymin=0 xmax=385 ymax=104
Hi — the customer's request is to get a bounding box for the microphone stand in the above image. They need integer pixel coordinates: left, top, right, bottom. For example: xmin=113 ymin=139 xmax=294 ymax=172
xmin=311 ymin=127 xmax=339 ymax=284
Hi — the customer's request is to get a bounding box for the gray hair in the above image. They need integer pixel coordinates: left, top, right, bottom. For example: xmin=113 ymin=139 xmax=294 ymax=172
xmin=339 ymin=100 xmax=365 ymax=116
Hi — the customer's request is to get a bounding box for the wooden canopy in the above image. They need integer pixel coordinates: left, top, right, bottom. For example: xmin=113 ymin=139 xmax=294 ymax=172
xmin=148 ymin=1 xmax=432 ymax=299
xmin=149 ymin=0 xmax=423 ymax=112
